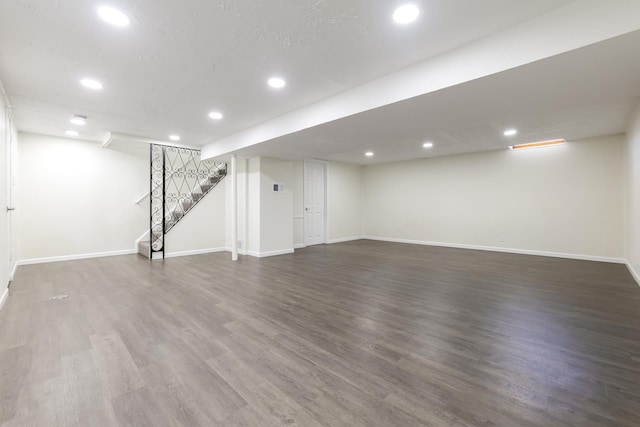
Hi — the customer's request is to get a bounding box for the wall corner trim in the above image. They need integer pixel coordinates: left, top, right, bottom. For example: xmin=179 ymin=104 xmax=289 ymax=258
xmin=627 ymin=262 xmax=640 ymax=287
xmin=294 ymin=244 xmax=306 ymax=249
xmin=17 ymin=249 xmax=138 ymax=267
xmin=0 ymin=288 xmax=8 ymax=313
xmin=362 ymin=236 xmax=627 ymax=264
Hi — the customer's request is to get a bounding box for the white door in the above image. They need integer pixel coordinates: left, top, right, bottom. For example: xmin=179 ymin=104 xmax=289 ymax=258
xmin=1 ymin=106 xmax=8 ymax=286
xmin=6 ymin=115 xmax=15 ymax=279
xmin=304 ymin=161 xmax=325 ymax=246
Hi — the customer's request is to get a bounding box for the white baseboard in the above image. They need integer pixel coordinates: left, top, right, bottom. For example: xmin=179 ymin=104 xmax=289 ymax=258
xmin=246 ymin=249 xmax=295 ymax=258
xmin=10 ymin=262 xmax=18 ymax=281
xmin=164 ymin=247 xmax=228 ymax=258
xmin=0 ymin=287 xmax=8 ymax=313
xmin=627 ymin=262 xmax=640 ymax=287
xmin=326 ymin=236 xmax=363 ymax=244
xmin=294 ymin=237 xmax=362 ymax=248
xmin=220 ymin=247 xmax=294 ymax=258
xmin=17 ymin=249 xmax=137 ymax=267
xmin=221 ymin=247 xmax=248 ymax=256
xmin=362 ymin=236 xmax=626 ymax=264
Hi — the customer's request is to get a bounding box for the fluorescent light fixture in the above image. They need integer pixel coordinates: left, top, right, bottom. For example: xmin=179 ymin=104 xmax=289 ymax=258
xmin=80 ymin=78 xmax=103 ymax=90
xmin=70 ymin=115 xmax=87 ymax=126
xmin=98 ymin=6 xmax=130 ymax=27
xmin=365 ymin=151 xmax=374 ymax=157
xmin=268 ymin=77 xmax=286 ymax=89
xmin=503 ymin=129 xmax=518 ymax=136
xmin=393 ymin=4 xmax=420 ymax=24
xmin=169 ymin=135 xmax=181 ymax=141
xmin=423 ymin=142 xmax=434 ymax=148
xmin=65 ymin=130 xmax=79 ymax=137
xmin=209 ymin=111 xmax=223 ymax=120
xmin=509 ymin=139 xmax=566 ymax=151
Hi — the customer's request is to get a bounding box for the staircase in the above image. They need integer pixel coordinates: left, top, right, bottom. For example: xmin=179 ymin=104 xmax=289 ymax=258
xmin=138 ymin=144 xmax=227 ymax=259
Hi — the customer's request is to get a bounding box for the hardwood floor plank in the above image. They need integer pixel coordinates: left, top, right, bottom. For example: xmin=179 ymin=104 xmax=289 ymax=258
xmin=1 ymin=241 xmax=639 ymax=426
xmin=0 ymin=346 xmax=30 ymax=425
xmin=111 ymin=386 xmax=182 ymax=427
xmin=207 ymin=352 xmax=320 ymax=426
xmin=90 ymin=331 xmax=145 ymax=399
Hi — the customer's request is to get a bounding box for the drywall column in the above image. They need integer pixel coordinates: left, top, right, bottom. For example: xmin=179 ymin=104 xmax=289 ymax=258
xmin=231 ymin=154 xmax=238 ymax=261
xmin=627 ymin=108 xmax=640 ymax=283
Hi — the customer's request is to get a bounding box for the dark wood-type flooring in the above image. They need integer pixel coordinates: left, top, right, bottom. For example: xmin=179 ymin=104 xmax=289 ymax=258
xmin=1 ymin=240 xmax=640 ymax=426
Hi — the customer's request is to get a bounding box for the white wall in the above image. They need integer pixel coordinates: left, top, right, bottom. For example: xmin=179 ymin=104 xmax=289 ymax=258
xmin=259 ymin=158 xmax=294 ymax=255
xmin=363 ymin=135 xmax=625 ymax=261
xmin=626 ymin=109 xmax=640 ymax=282
xmin=246 ymin=157 xmax=261 ymax=254
xmin=327 ymin=161 xmax=362 ymax=242
xmin=165 ymin=182 xmax=226 ymax=256
xmin=17 ymin=133 xmax=149 ymax=261
xmin=233 ymin=158 xmax=359 ymax=252
xmin=227 ymin=157 xmax=295 ymax=257
xmin=293 ymin=160 xmax=304 ymax=247
xmin=18 ymin=133 xmax=230 ymax=262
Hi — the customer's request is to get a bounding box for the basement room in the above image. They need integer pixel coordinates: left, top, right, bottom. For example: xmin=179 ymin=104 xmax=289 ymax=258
xmin=1 ymin=1 xmax=640 ymax=426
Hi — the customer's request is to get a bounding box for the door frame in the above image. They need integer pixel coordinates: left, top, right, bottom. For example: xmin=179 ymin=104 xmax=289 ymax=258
xmin=303 ymin=160 xmax=328 ymax=246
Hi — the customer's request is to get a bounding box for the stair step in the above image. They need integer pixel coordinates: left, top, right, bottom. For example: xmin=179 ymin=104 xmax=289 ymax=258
xmin=138 ymin=240 xmax=151 ymax=258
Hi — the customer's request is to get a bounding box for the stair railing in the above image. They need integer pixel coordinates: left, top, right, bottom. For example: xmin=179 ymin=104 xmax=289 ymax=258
xmin=150 ymin=144 xmax=227 ymax=259
xmin=136 ymin=156 xmax=199 ymax=204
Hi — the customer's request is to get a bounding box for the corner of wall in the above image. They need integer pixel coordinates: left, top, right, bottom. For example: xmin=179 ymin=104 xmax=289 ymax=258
xmin=624 ymin=104 xmax=640 ymax=286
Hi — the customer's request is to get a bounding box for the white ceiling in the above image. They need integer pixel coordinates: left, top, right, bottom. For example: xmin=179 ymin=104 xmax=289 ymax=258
xmin=234 ymin=30 xmax=640 ymax=164
xmin=3 ymin=0 xmax=640 ymax=166
xmin=1 ymin=0 xmax=575 ymax=147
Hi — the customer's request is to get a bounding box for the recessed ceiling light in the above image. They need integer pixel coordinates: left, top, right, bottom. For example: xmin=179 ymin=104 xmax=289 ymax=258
xmin=365 ymin=151 xmax=374 ymax=157
xmin=70 ymin=115 xmax=87 ymax=126
xmin=80 ymin=78 xmax=103 ymax=90
xmin=423 ymin=142 xmax=434 ymax=148
xmin=98 ymin=6 xmax=130 ymax=27
xmin=209 ymin=111 xmax=223 ymax=120
xmin=393 ymin=4 xmax=420 ymax=24
xmin=504 ymin=129 xmax=518 ymax=136
xmin=169 ymin=135 xmax=181 ymax=141
xmin=66 ymin=130 xmax=79 ymax=137
xmin=268 ymin=77 xmax=286 ymax=89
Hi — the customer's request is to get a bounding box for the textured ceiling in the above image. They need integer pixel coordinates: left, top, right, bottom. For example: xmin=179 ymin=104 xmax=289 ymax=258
xmin=233 ymin=30 xmax=640 ymax=164
xmin=0 ymin=0 xmax=574 ymax=147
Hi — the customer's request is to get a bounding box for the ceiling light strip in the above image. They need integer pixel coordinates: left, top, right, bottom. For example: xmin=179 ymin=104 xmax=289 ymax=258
xmin=509 ymin=139 xmax=566 ymax=150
